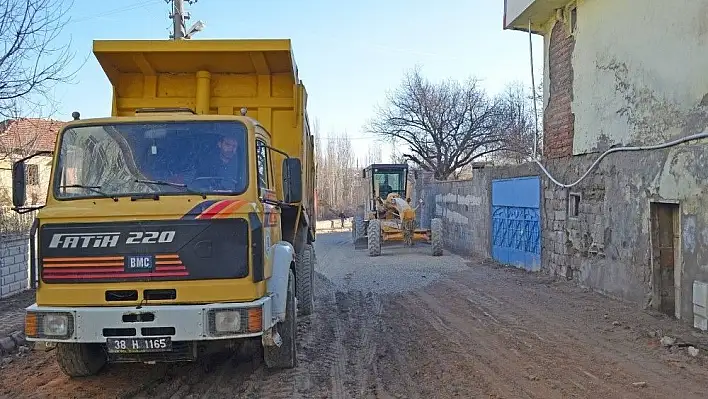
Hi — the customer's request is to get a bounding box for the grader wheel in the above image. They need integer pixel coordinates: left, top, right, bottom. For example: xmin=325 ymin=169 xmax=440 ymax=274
xmin=353 ymin=214 xmax=368 ymax=249
xmin=431 ymin=218 xmax=443 ymax=256
xmin=367 ymin=219 xmax=381 ymax=257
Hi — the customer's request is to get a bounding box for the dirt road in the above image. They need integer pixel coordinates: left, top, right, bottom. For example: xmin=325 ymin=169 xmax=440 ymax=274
xmin=2 ymin=231 xmax=708 ymax=398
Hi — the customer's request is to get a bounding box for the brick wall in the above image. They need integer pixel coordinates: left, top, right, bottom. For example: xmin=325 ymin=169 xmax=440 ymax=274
xmin=0 ymin=236 xmax=29 ymax=298
xmin=544 ymin=20 xmax=575 ymax=159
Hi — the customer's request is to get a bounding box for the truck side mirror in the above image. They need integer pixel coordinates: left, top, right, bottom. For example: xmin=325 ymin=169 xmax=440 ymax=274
xmin=12 ymin=161 xmax=27 ymax=208
xmin=282 ymin=158 xmax=302 ymax=203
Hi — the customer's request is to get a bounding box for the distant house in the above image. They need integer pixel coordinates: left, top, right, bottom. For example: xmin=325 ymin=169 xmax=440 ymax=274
xmin=0 ymin=118 xmax=66 ymax=206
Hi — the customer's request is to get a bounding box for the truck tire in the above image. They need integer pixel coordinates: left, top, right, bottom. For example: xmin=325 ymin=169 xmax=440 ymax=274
xmin=56 ymin=343 xmax=106 ymax=378
xmin=264 ymin=269 xmax=297 ymax=369
xmin=367 ymin=219 xmax=381 ymax=257
xmin=431 ymin=217 xmax=443 ymax=256
xmin=296 ymin=243 xmax=315 ymax=316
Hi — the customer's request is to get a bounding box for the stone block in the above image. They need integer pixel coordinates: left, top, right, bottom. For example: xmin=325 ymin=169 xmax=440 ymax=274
xmin=9 ymin=281 xmax=22 ymax=294
xmin=0 ymin=336 xmax=16 ymax=354
xmin=590 ymin=202 xmax=603 ymax=215
xmin=554 ymin=210 xmax=567 ymax=221
xmin=10 ymin=332 xmax=25 ymax=347
xmin=2 ymin=274 xmax=14 ymax=285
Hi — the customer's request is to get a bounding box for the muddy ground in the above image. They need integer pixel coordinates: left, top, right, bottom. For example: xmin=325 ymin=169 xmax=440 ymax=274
xmin=1 ymin=232 xmax=708 ymax=398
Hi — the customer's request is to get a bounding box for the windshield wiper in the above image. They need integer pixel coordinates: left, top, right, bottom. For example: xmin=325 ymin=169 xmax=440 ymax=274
xmin=134 ymin=179 xmax=207 ymax=199
xmin=59 ymin=184 xmax=119 ymax=202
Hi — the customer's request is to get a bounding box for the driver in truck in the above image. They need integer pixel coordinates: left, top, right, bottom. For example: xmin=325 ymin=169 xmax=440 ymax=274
xmin=195 ymin=135 xmax=244 ymax=189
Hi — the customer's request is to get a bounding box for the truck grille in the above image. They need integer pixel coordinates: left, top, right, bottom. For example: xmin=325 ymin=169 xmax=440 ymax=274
xmin=38 ymin=218 xmax=250 ymax=284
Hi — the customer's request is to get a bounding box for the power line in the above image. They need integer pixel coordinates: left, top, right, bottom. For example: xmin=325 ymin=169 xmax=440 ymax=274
xmin=68 ymin=0 xmax=163 ymax=24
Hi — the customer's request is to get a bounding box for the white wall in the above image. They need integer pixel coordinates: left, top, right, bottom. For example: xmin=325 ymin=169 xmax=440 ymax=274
xmin=570 ymin=0 xmax=708 ymax=154
xmin=0 ymin=155 xmax=53 ymax=206
xmin=505 ymin=0 xmax=536 ymax=26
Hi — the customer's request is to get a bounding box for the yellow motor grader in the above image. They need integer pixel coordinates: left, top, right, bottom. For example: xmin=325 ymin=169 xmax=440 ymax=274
xmin=352 ymin=164 xmax=442 ymax=256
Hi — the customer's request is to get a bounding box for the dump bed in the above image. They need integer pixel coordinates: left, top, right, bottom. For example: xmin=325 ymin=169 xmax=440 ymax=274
xmin=92 ymin=39 xmax=315 ymax=215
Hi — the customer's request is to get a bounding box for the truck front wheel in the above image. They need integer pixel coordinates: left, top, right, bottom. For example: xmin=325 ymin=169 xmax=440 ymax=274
xmin=263 ymin=269 xmax=297 ymax=369
xmin=56 ymin=342 xmax=107 ymax=378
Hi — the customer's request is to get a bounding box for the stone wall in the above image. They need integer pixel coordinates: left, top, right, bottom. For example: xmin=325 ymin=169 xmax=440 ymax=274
xmin=416 ymin=144 xmax=708 ymax=330
xmin=0 ymin=236 xmax=29 ymax=298
xmin=416 ymin=163 xmax=538 ymax=257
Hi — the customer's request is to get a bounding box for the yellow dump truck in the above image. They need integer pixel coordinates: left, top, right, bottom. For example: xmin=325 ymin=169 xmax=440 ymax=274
xmin=11 ymin=39 xmax=317 ymax=377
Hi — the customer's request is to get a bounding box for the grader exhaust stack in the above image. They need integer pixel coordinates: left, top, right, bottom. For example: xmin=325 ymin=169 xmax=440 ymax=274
xmin=352 ymin=163 xmax=442 ymax=256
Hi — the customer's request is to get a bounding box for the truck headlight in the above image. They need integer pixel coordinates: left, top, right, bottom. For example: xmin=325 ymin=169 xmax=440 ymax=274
xmin=214 ymin=310 xmax=241 ymax=333
xmin=26 ymin=311 xmax=74 ymax=339
xmin=43 ymin=313 xmax=69 ymax=336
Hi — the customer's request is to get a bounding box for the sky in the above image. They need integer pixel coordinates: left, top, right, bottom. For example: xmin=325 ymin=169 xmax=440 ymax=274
xmin=42 ymin=0 xmax=543 ymax=163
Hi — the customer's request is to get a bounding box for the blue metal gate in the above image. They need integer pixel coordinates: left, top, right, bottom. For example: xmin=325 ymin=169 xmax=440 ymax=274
xmin=491 ymin=176 xmax=541 ymax=271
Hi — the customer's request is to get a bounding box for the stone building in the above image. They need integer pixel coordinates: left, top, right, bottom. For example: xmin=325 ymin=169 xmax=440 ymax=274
xmin=491 ymin=0 xmax=708 ymax=329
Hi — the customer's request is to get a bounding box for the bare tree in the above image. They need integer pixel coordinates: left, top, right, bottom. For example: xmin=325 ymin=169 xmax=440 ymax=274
xmin=0 ymin=0 xmax=77 ymax=120
xmin=313 ymin=129 xmax=360 ymax=219
xmin=366 ymin=66 xmax=508 ymax=181
xmin=490 ymin=81 xmax=541 ymax=165
xmin=390 ymin=146 xmax=408 ymax=165
xmin=365 ymin=143 xmax=382 ymax=165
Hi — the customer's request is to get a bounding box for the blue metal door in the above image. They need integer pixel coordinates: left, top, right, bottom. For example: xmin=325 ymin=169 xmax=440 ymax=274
xmin=491 ymin=176 xmax=541 ymax=271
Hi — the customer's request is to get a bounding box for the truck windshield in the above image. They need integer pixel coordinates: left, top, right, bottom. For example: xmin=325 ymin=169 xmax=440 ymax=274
xmin=53 ymin=121 xmax=249 ymax=200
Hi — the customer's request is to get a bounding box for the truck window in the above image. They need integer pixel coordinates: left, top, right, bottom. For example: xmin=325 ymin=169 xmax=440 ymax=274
xmin=53 ymin=121 xmax=249 ymax=200
xmin=256 ymin=139 xmax=269 ymax=193
xmin=373 ymin=169 xmax=406 ymax=199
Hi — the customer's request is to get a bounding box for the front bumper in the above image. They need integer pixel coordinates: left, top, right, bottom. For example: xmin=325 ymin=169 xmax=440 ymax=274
xmin=24 ymin=295 xmax=274 ymax=343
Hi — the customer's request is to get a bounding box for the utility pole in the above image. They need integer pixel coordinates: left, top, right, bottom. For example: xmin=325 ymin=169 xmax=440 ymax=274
xmin=167 ymin=0 xmax=200 ymax=40
xmin=171 ymin=0 xmax=185 ymax=40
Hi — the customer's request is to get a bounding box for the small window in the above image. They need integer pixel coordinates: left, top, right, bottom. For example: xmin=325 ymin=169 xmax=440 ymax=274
xmin=27 ymin=164 xmax=39 ymax=186
xmin=569 ymin=192 xmax=581 ymax=218
xmin=256 ymin=139 xmax=269 ymax=192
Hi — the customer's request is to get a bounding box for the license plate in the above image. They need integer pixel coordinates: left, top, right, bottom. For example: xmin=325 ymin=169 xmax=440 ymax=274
xmin=124 ymin=255 xmax=155 ymax=273
xmin=106 ymin=337 xmax=171 ymax=353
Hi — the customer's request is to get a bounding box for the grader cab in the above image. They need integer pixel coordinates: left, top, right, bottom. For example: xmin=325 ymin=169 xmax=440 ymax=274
xmin=352 ymin=164 xmax=442 ymax=256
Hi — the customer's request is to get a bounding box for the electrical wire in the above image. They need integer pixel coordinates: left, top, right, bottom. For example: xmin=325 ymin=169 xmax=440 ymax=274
xmin=533 ymin=132 xmax=708 ymax=188
xmin=523 ymin=19 xmax=708 ymax=189
xmin=68 ymin=0 xmax=164 ymax=24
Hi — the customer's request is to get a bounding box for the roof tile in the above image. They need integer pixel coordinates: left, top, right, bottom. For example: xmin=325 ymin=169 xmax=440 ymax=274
xmin=0 ymin=118 xmax=67 ymax=153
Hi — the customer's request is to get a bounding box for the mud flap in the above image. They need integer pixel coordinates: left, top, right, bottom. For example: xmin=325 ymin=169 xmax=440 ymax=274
xmin=267 ymin=241 xmax=295 ymax=322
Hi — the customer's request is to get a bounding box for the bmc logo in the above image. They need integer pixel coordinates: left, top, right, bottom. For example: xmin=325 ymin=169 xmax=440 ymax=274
xmin=48 ymin=231 xmax=176 ymax=249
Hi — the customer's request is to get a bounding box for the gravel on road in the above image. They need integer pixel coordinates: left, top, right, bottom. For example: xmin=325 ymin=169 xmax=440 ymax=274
xmin=1 ymin=232 xmax=707 ymax=398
